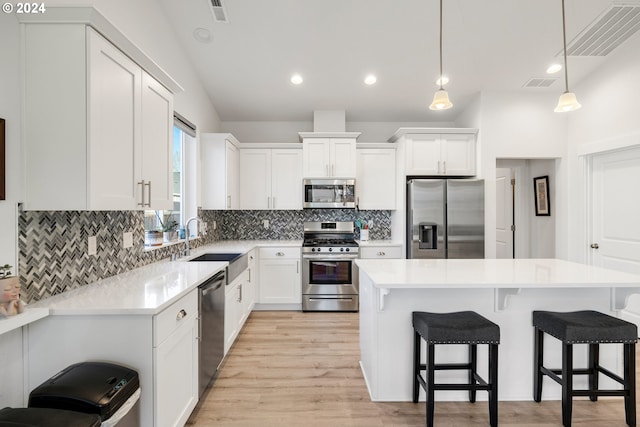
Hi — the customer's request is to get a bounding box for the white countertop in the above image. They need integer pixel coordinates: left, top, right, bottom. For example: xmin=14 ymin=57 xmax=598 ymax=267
xmin=29 ymin=240 xmax=302 ymax=316
xmin=355 ymin=258 xmax=640 ymax=289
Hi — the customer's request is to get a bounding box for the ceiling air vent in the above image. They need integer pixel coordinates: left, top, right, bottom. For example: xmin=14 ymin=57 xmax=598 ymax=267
xmin=565 ymin=2 xmax=640 ymax=56
xmin=209 ymin=0 xmax=229 ymax=23
xmin=523 ymin=77 xmax=558 ymax=88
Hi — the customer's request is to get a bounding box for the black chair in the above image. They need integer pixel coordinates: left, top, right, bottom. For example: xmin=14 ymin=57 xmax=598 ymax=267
xmin=533 ymin=310 xmax=638 ymax=427
xmin=412 ymin=311 xmax=500 ymax=427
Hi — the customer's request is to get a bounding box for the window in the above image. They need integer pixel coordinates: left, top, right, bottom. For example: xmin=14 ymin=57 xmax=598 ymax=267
xmin=144 ymin=113 xmax=196 ymax=245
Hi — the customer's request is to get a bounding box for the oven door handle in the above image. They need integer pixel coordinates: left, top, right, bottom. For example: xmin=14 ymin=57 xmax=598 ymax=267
xmin=302 ymin=254 xmax=358 ymax=260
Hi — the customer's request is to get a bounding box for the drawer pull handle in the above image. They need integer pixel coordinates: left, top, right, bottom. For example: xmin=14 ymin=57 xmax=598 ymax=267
xmin=176 ymin=309 xmax=187 ymax=320
xmin=377 ymin=251 xmax=386 ymax=256
xmin=276 ymin=252 xmax=284 ymax=256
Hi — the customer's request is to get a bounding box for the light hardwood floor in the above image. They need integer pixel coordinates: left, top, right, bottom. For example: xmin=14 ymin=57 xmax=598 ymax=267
xmin=187 ymin=311 xmax=637 ymax=426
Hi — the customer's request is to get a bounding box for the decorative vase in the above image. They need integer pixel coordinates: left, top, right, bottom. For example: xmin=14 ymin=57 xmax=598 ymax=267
xmin=0 ymin=276 xmax=26 ymax=317
xmin=145 ymin=230 xmax=163 ymax=246
xmin=163 ymin=231 xmax=178 ymax=243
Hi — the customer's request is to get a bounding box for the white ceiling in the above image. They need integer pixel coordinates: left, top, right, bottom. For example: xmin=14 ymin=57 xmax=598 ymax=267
xmin=157 ymin=0 xmax=640 ymax=122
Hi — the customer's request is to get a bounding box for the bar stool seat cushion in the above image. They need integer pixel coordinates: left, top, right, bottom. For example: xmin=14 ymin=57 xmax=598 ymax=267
xmin=532 ymin=310 xmax=638 ymax=344
xmin=412 ymin=311 xmax=500 ymax=345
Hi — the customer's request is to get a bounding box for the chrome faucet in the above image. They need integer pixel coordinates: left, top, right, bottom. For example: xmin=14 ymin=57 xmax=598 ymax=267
xmin=184 ymin=216 xmax=201 ymax=256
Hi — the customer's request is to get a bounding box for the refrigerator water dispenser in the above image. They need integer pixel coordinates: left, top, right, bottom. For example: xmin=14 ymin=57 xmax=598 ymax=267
xmin=418 ymin=223 xmax=437 ymax=249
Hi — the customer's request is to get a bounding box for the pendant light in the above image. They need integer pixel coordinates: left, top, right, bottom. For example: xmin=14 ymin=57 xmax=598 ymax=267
xmin=554 ymin=0 xmax=581 ymax=112
xmin=429 ymin=0 xmax=452 ymax=110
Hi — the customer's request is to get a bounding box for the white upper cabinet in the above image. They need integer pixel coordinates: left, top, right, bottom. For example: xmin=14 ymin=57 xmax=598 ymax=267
xmin=300 ymin=133 xmax=360 ymax=178
xmin=271 ymin=149 xmax=303 ymax=209
xmin=201 ymin=134 xmax=240 ymax=210
xmin=391 ymin=128 xmax=477 ymax=176
xmin=141 ymin=73 xmax=174 ymax=210
xmin=356 ymin=147 xmax=396 ymax=210
xmin=240 ymin=148 xmax=302 ymax=210
xmin=22 ymin=23 xmax=175 ymax=210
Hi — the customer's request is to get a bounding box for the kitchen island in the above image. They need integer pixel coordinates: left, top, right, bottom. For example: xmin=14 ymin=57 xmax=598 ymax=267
xmin=355 ymin=258 xmax=640 ymax=402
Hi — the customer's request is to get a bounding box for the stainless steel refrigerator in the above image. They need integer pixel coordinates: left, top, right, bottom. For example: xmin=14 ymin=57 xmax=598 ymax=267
xmin=406 ymin=179 xmax=485 ymax=259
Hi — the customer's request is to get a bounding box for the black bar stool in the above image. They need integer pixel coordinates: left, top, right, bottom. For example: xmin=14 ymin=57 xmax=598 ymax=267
xmin=412 ymin=311 xmax=500 ymax=427
xmin=533 ymin=310 xmax=638 ymax=427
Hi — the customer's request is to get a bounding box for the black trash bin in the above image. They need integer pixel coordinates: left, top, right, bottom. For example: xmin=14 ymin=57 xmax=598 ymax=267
xmin=0 ymin=407 xmax=102 ymax=427
xmin=28 ymin=362 xmax=140 ymax=426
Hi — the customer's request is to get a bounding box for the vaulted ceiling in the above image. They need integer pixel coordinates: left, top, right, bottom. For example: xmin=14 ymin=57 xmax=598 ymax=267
xmin=158 ymin=0 xmax=640 ymax=122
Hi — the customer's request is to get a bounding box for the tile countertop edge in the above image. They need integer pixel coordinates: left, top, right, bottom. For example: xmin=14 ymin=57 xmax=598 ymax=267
xmin=0 ymin=307 xmax=50 ymax=336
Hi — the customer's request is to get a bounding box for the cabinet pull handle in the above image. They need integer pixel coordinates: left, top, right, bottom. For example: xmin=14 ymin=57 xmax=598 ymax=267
xmin=138 ymin=180 xmax=145 ymax=206
xmin=145 ymin=181 xmax=152 ymax=207
xmin=227 ymin=195 xmax=231 ymax=209
xmin=238 ymin=284 xmax=242 ymax=303
xmin=176 ymin=309 xmax=187 ymax=320
xmin=443 ymin=161 xmax=446 ymax=174
xmin=276 ymin=251 xmax=284 ymax=256
xmin=297 ymin=260 xmax=299 ymax=274
xmin=437 ymin=161 xmax=441 ymax=174
xmin=272 ymin=196 xmax=276 ymax=209
xmin=377 ymin=251 xmax=386 ymax=256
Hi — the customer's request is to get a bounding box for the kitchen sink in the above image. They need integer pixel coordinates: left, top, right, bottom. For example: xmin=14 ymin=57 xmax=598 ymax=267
xmin=189 ymin=253 xmax=242 ymax=262
xmin=189 ymin=252 xmax=248 ymax=283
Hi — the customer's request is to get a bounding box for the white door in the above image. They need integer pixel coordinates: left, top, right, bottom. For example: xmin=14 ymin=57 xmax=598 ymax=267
xmin=496 ymin=168 xmax=514 ymax=259
xmin=590 ymin=146 xmax=640 ymax=274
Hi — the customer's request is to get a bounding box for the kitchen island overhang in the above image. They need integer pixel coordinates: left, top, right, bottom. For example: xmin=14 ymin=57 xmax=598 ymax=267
xmin=355 ymin=258 xmax=640 ymax=402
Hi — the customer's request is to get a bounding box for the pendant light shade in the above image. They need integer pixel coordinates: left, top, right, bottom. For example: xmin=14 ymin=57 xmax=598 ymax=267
xmin=554 ymin=91 xmax=581 ymax=112
xmin=430 ymin=89 xmax=453 ymax=110
xmin=429 ymin=0 xmax=453 ymax=111
xmin=555 ymin=0 xmax=581 ymax=112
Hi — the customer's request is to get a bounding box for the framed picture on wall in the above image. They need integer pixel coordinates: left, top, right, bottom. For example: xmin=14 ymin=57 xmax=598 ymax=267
xmin=0 ymin=118 xmax=5 ymax=200
xmin=533 ymin=175 xmax=550 ymax=216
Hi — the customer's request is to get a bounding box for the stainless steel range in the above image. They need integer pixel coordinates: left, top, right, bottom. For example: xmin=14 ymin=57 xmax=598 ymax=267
xmin=302 ymin=221 xmax=359 ymax=312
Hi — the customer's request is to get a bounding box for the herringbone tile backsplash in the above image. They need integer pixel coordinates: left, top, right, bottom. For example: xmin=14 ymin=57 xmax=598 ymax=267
xmin=18 ymin=209 xmax=391 ymax=303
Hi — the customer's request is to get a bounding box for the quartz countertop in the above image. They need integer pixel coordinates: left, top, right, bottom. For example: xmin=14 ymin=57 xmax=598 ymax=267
xmin=355 ymin=258 xmax=640 ymax=289
xmin=30 ymin=239 xmax=302 ymax=316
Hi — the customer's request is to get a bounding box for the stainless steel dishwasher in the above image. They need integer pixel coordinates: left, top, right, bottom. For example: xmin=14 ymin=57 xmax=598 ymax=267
xmin=198 ymin=270 xmax=226 ymax=397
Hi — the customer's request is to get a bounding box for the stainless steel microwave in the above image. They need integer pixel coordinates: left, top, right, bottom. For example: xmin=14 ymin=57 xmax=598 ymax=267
xmin=303 ymin=179 xmax=356 ymax=209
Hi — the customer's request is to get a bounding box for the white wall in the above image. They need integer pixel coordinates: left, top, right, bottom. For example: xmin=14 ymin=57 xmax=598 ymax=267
xmin=475 ymin=91 xmax=567 ymax=259
xmin=566 ymin=32 xmax=640 ymax=262
xmin=221 ymin=120 xmax=455 ymax=143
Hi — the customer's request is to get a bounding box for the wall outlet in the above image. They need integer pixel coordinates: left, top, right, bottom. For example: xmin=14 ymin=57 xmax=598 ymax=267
xmin=123 ymin=231 xmax=133 ymax=249
xmin=263 ymin=220 xmax=269 ymax=229
xmin=213 ymin=220 xmax=217 ymax=230
xmin=88 ymin=236 xmax=97 ymax=256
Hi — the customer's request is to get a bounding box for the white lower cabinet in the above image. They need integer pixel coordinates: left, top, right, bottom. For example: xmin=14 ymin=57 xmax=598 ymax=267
xmin=359 ymin=244 xmax=403 ymax=259
xmin=154 ymin=291 xmax=199 ymax=427
xmin=258 ymin=247 xmax=301 ymax=304
xmin=224 ymin=261 xmax=254 ymax=355
xmin=25 ymin=289 xmax=199 ymax=427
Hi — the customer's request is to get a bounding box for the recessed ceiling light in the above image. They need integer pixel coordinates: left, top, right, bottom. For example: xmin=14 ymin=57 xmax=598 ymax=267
xmin=436 ymin=76 xmax=449 ymax=86
xmin=364 ymin=74 xmax=377 ymax=85
xmin=546 ymin=63 xmax=563 ymax=74
xmin=193 ymin=28 xmax=212 ymax=44
xmin=290 ymin=74 xmax=303 ymax=85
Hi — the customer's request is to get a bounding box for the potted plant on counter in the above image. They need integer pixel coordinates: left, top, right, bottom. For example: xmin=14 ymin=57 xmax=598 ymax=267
xmin=0 ymin=264 xmax=25 ymax=318
xmin=157 ymin=211 xmax=179 ymax=243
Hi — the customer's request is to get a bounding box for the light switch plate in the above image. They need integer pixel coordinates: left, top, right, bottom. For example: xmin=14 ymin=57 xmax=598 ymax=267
xmin=123 ymin=231 xmax=133 ymax=248
xmin=88 ymin=236 xmax=97 ymax=256
xmin=263 ymin=220 xmax=269 ymax=229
